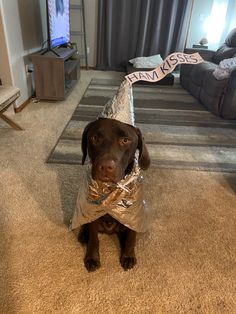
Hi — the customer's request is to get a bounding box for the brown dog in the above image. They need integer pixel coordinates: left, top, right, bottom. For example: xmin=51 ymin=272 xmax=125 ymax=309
xmin=79 ymin=117 xmax=150 ymax=271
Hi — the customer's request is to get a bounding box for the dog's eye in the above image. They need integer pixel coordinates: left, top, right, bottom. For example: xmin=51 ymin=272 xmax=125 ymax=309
xmin=119 ymin=137 xmax=131 ymax=145
xmin=90 ymin=135 xmax=99 ymax=144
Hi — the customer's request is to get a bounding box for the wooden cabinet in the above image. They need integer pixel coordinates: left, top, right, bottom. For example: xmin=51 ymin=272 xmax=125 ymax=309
xmin=31 ymin=48 xmax=80 ymax=100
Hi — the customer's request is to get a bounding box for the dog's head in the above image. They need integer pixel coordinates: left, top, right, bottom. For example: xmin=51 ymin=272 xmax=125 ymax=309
xmin=81 ymin=118 xmax=150 ymax=183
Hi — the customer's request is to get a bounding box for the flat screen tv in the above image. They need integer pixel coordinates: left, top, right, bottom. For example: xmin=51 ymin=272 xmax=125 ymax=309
xmin=46 ymin=0 xmax=70 ymax=49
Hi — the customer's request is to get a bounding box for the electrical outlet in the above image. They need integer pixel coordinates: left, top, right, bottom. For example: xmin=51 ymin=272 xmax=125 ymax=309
xmin=25 ymin=64 xmax=33 ymax=76
xmin=25 ymin=64 xmax=30 ymax=76
xmin=87 ymin=47 xmax=90 ymax=54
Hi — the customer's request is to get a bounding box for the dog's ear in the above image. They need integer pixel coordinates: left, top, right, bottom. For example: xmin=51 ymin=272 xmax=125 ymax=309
xmin=81 ymin=121 xmax=94 ymax=165
xmin=135 ymin=128 xmax=150 ymax=170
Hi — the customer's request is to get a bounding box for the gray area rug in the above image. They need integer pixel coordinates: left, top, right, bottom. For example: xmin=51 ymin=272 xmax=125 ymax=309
xmin=47 ymin=78 xmax=236 ymax=172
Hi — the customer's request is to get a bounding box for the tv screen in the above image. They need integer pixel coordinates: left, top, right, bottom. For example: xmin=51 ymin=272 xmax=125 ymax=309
xmin=47 ymin=0 xmax=70 ymax=48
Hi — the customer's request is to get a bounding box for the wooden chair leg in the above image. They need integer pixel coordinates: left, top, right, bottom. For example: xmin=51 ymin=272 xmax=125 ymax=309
xmin=0 ymin=113 xmax=24 ymax=130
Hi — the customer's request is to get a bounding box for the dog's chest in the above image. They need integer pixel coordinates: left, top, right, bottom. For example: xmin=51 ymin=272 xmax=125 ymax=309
xmin=98 ymin=214 xmax=125 ymax=234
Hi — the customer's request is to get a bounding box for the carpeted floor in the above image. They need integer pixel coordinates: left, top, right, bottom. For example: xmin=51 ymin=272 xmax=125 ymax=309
xmin=47 ymin=78 xmax=236 ymax=172
xmin=0 ymin=70 xmax=236 ymax=313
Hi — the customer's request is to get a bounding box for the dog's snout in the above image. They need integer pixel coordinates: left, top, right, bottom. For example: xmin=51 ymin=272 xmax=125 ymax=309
xmin=98 ymin=159 xmax=116 ymax=173
xmin=93 ymin=157 xmax=120 ymax=182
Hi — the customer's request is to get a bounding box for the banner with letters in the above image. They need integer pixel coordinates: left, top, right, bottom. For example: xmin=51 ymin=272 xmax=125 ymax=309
xmin=125 ymin=52 xmax=203 ymax=84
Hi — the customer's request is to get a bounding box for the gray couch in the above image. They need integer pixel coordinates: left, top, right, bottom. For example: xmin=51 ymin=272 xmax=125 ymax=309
xmin=180 ymin=28 xmax=236 ymax=119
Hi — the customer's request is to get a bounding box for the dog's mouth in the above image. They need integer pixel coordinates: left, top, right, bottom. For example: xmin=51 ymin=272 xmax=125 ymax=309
xmin=101 ymin=176 xmax=115 ymax=183
xmin=92 ymin=168 xmax=124 ymax=184
xmin=93 ymin=174 xmax=120 ymax=184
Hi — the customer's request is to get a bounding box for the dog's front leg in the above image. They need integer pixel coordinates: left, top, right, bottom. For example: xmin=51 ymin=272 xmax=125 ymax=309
xmin=120 ymin=228 xmax=137 ymax=270
xmin=84 ymin=220 xmax=100 ymax=272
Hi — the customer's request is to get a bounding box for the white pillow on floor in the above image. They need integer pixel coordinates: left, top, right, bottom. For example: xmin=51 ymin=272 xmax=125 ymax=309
xmin=129 ymin=54 xmax=163 ymax=68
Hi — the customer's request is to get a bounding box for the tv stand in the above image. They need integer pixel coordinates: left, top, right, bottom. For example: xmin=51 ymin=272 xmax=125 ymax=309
xmin=31 ymin=48 xmax=80 ymax=100
xmin=40 ymin=47 xmax=60 ymax=57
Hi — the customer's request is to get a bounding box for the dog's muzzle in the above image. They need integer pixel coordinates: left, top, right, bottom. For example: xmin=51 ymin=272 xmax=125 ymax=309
xmin=92 ymin=155 xmax=121 ymax=183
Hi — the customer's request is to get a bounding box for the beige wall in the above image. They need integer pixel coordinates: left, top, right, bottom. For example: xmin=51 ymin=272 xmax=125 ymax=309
xmin=84 ymin=0 xmax=97 ymax=67
xmin=0 ymin=2 xmax=12 ymax=85
xmin=0 ymin=0 xmax=45 ymax=108
xmin=70 ymin=0 xmax=98 ymax=67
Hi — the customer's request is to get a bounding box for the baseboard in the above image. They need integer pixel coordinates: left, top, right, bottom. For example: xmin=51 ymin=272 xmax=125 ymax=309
xmin=14 ymin=96 xmax=32 ymax=113
xmin=80 ymin=66 xmax=96 ymax=70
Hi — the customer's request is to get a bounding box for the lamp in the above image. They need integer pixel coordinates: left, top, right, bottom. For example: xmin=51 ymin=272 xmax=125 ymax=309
xmin=199 ymin=37 xmax=208 ymax=46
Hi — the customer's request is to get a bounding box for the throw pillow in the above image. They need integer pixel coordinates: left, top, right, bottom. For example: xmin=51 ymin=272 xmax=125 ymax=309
xmin=129 ymin=54 xmax=163 ymax=68
xmin=213 ymin=56 xmax=236 ymax=80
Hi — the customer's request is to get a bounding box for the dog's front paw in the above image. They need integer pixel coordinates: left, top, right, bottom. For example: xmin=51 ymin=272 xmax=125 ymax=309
xmin=120 ymin=255 xmax=137 ymax=271
xmin=84 ymin=257 xmax=101 ymax=272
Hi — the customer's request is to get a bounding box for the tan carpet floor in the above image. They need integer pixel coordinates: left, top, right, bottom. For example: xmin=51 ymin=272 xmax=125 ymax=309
xmin=0 ymin=70 xmax=236 ymax=314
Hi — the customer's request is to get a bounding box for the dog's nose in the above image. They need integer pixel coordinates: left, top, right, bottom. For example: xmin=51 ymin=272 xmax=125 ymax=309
xmin=98 ymin=159 xmax=116 ymax=173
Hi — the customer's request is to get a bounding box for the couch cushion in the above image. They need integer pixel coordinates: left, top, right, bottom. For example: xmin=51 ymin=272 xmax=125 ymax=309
xmin=199 ymin=89 xmax=222 ymax=116
xmin=198 ymin=70 xmax=228 ymax=116
xmin=212 ymin=44 xmax=236 ymax=64
xmin=225 ymin=28 xmax=236 ymax=47
xmin=180 ymin=61 xmax=228 ymax=115
xmin=180 ymin=63 xmax=194 ymax=76
xmin=187 ymin=79 xmax=201 ymax=100
xmin=190 ymin=61 xmax=217 ymax=85
xmin=202 ymin=70 xmax=228 ymax=98
xmin=180 ymin=71 xmax=201 ymax=99
xmin=221 ymin=70 xmax=236 ymax=119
